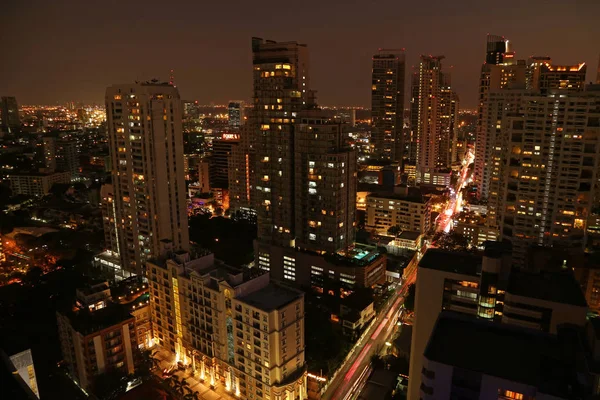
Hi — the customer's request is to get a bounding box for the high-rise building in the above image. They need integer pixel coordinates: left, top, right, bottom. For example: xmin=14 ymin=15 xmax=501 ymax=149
xmin=413 ymin=56 xmax=458 ymax=182
xmin=103 ymin=82 xmax=189 ymax=276
xmin=148 ymin=248 xmax=308 ymax=400
xmin=0 ymin=96 xmax=20 ymax=131
xmin=490 ymin=87 xmax=600 ymax=267
xmin=210 ymin=133 xmax=239 ymax=190
xmin=229 ymin=122 xmax=256 ymax=214
xmin=408 ymin=71 xmax=420 ymax=163
xmin=371 ymin=49 xmax=405 ymax=161
xmin=474 ymin=35 xmax=527 ymax=198
xmin=293 ymin=110 xmax=356 ymax=253
xmin=252 ymin=37 xmax=310 ymax=249
xmin=228 ymin=101 xmax=246 ymax=129
xmin=527 ymin=58 xmax=587 ymax=93
xmin=408 ymin=244 xmax=588 ymax=400
xmin=597 ymin=55 xmax=600 ymax=83
xmin=42 ymin=135 xmax=79 ymax=177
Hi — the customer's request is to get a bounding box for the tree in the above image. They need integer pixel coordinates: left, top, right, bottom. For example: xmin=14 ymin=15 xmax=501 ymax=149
xmin=432 ymin=231 xmax=469 ymax=251
xmin=23 ymin=266 xmax=43 ymax=286
xmin=403 ymin=284 xmax=416 ymax=312
xmin=183 ymin=387 xmax=200 ymax=400
xmin=92 ymin=369 xmax=128 ymax=400
xmin=387 ymin=225 xmax=401 ymax=236
xmin=134 ymin=348 xmax=159 ymax=380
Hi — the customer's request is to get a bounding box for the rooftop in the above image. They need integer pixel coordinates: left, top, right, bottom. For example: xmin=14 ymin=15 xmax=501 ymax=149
xmin=419 ymin=248 xmax=481 ymax=277
xmin=238 ymin=283 xmax=303 ymax=312
xmin=508 ymin=270 xmax=587 ymax=307
xmin=398 ymin=231 xmax=421 ymax=241
xmin=61 ymin=305 xmax=133 ymax=336
xmin=424 ymin=312 xmax=587 ymax=399
xmin=325 ymin=245 xmax=384 ymax=268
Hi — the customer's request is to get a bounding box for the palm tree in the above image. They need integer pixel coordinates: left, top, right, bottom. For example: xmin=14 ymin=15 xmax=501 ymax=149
xmin=177 ymin=378 xmax=190 ymax=395
xmin=183 ymin=390 xmax=200 ymax=400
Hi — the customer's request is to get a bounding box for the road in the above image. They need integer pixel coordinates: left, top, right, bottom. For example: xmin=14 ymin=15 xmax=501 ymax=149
xmin=436 ymin=148 xmax=474 ymax=233
xmin=321 ymin=261 xmax=418 ymax=400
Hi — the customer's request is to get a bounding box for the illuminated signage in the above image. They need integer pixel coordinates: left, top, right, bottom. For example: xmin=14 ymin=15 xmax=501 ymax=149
xmin=222 ymin=134 xmax=240 ymax=140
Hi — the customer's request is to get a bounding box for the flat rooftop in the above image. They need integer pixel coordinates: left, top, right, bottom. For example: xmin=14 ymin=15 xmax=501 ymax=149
xmin=508 ymin=270 xmax=587 ymax=307
xmin=424 ymin=312 xmax=586 ymax=398
xmin=238 ymin=283 xmax=302 ymax=312
xmin=398 ymin=231 xmax=421 ymax=241
xmin=62 ymin=305 xmax=133 ymax=336
xmin=419 ymin=249 xmax=481 ymax=277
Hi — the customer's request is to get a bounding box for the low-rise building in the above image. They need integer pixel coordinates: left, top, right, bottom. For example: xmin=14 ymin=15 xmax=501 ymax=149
xmin=8 ymin=170 xmax=70 ymax=196
xmin=453 ymin=211 xmax=497 ymax=248
xmin=75 ymin=281 xmax=111 ymax=311
xmin=148 ymin=247 xmax=308 ymax=400
xmin=340 ymin=294 xmax=375 ymax=340
xmin=56 ymin=306 xmax=137 ymax=390
xmin=366 ymin=186 xmax=431 ymax=235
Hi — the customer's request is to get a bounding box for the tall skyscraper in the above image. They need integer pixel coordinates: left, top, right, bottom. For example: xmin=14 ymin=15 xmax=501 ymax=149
xmin=491 ymin=87 xmax=600 ymax=267
xmin=103 ymin=82 xmax=189 ymax=276
xmin=1 ymin=96 xmax=20 ymax=131
xmin=229 ymin=122 xmax=255 ymax=214
xmin=371 ymin=49 xmax=405 ymax=162
xmin=293 ymin=111 xmax=356 ymax=253
xmin=413 ymin=56 xmax=459 ymax=183
xmin=252 ymin=37 xmax=310 ymax=249
xmin=228 ymin=101 xmax=246 ymax=129
xmin=474 ymin=35 xmax=527 ymax=199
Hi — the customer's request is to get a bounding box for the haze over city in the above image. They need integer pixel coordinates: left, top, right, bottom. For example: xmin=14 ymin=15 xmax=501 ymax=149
xmin=2 ymin=0 xmax=600 ymax=107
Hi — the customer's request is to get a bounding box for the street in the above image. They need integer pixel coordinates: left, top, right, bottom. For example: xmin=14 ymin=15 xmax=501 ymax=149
xmin=436 ymin=148 xmax=474 ymax=233
xmin=321 ymin=259 xmax=418 ymax=400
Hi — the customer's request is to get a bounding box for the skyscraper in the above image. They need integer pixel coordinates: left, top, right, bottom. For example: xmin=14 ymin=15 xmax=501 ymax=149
xmin=252 ymin=37 xmax=310 ymax=249
xmin=229 ymin=122 xmax=255 ymax=215
xmin=228 ymin=101 xmax=246 ymax=129
xmin=1 ymin=96 xmax=20 ymax=131
xmin=527 ymin=58 xmax=587 ymax=93
xmin=371 ymin=49 xmax=405 ymax=162
xmin=293 ymin=110 xmax=356 ymax=253
xmin=491 ymin=87 xmax=600 ymax=267
xmin=102 ymin=82 xmax=189 ymax=276
xmin=42 ymin=135 xmax=80 ymax=178
xmin=474 ymin=35 xmax=527 ymax=199
xmin=413 ymin=56 xmax=458 ymax=183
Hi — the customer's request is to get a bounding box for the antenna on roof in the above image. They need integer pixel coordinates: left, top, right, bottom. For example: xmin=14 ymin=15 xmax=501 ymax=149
xmin=169 ymin=69 xmax=176 ymax=87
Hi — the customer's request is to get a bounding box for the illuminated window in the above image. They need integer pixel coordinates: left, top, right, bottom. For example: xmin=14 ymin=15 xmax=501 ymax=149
xmin=309 ymin=233 xmax=316 ymax=241
xmin=328 ymin=237 xmax=333 ymax=242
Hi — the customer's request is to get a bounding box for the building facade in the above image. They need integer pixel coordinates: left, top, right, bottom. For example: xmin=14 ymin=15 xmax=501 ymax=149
xmin=1 ymin=96 xmax=20 ymax=130
xmin=57 ymin=306 xmax=137 ymax=390
xmin=491 ymin=88 xmax=600 ymax=267
xmin=104 ymin=82 xmax=189 ymax=275
xmin=413 ymin=56 xmax=458 ymax=182
xmin=148 ymin=248 xmax=308 ymax=400
xmin=42 ymin=135 xmax=79 ymax=177
xmin=228 ymin=101 xmax=246 ymax=129
xmin=8 ymin=170 xmax=71 ymax=196
xmin=365 ymin=189 xmax=431 ymax=235
xmin=408 ymin=244 xmax=588 ymax=400
xmin=229 ymin=122 xmax=255 ymax=214
xmin=371 ymin=49 xmax=405 ymax=162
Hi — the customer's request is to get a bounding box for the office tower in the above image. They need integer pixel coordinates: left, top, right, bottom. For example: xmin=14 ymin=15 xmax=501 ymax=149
xmin=104 ymin=82 xmax=189 ymax=276
xmin=210 ymin=133 xmax=238 ymax=190
xmin=56 ymin=306 xmax=138 ymax=391
xmin=293 ymin=110 xmax=356 ymax=253
xmin=421 ymin=312 xmax=590 ymax=400
xmin=407 ymin=244 xmax=588 ymax=400
xmin=228 ymin=101 xmax=246 ymax=129
xmin=229 ymin=122 xmax=256 ymax=214
xmin=42 ymin=135 xmax=79 ymax=177
xmin=408 ymin=71 xmax=420 ymax=163
xmin=474 ymin=35 xmax=527 ymax=198
xmin=0 ymin=96 xmax=20 ymax=130
xmin=439 ymin=76 xmax=460 ymax=168
xmin=252 ymin=37 xmax=310 ymax=248
xmin=413 ymin=56 xmax=458 ymax=183
xmin=527 ymin=58 xmax=587 ymax=93
xmin=148 ymin=248 xmax=308 ymax=400
xmin=490 ymin=88 xmax=600 ymax=267
xmin=370 ymin=49 xmax=406 ymax=161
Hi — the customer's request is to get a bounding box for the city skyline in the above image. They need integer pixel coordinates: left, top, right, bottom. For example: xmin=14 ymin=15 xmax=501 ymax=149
xmin=2 ymin=0 xmax=600 ymax=108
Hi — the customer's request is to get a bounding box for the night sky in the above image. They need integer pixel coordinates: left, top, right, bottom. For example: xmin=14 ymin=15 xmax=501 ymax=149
xmin=2 ymin=0 xmax=599 ymax=108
